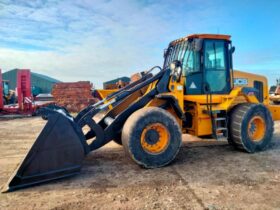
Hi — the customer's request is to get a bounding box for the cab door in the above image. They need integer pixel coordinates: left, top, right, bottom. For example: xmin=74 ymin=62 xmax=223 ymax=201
xmin=203 ymin=40 xmax=231 ymax=94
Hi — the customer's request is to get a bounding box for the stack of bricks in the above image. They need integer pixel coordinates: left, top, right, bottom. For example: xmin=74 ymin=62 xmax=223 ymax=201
xmin=52 ymin=81 xmax=98 ymax=112
xmin=276 ymin=86 xmax=280 ymax=95
xmin=130 ymin=72 xmax=142 ymax=83
xmin=104 ymin=80 xmax=129 ymax=90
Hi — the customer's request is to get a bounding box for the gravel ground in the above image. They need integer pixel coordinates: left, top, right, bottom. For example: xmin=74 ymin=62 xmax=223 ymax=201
xmin=0 ymin=117 xmax=280 ymax=210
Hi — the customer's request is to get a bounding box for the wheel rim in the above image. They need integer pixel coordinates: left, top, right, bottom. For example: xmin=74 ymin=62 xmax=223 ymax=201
xmin=140 ymin=123 xmax=170 ymax=154
xmin=247 ymin=116 xmax=266 ymax=142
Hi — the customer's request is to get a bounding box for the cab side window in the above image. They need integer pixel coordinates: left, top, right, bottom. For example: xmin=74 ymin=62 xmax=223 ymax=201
xmin=205 ymin=41 xmax=226 ymax=69
xmin=182 ymin=47 xmax=200 ymax=76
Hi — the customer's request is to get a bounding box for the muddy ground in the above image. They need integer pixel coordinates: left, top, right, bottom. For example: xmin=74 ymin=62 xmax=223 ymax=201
xmin=0 ymin=117 xmax=279 ymax=210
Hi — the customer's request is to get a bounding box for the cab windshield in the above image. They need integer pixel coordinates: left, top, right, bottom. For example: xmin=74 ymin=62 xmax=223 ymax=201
xmin=163 ymin=40 xmax=200 ymax=76
xmin=163 ymin=41 xmax=188 ymax=69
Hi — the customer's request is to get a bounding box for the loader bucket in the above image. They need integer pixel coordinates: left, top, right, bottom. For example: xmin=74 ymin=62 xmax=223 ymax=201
xmin=2 ymin=113 xmax=86 ymax=192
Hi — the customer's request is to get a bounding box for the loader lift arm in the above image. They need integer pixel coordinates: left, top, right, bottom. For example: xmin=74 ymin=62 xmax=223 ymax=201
xmin=78 ymin=67 xmax=172 ymax=152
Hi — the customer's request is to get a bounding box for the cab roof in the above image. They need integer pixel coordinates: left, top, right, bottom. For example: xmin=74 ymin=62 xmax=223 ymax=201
xmin=170 ymin=34 xmax=231 ymax=46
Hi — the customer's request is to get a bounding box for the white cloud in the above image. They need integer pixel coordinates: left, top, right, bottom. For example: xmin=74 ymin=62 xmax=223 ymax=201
xmin=1 ymin=0 xmax=278 ymax=88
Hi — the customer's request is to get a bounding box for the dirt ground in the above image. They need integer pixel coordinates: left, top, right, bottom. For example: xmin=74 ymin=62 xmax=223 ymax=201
xmin=0 ymin=117 xmax=280 ymax=210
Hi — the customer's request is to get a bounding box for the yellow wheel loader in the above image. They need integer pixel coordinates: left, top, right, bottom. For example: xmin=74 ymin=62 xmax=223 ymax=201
xmin=3 ymin=34 xmax=280 ymax=192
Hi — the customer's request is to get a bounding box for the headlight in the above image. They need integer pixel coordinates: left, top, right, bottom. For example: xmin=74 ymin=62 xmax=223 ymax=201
xmin=170 ymin=62 xmax=177 ymax=72
xmin=170 ymin=60 xmax=182 ymax=82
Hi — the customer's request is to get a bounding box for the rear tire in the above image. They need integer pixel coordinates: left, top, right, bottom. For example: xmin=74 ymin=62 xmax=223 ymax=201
xmin=122 ymin=107 xmax=182 ymax=168
xmin=228 ymin=103 xmax=274 ymax=153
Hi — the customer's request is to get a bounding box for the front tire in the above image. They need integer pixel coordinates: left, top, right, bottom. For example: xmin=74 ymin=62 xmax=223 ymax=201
xmin=228 ymin=103 xmax=274 ymax=153
xmin=122 ymin=107 xmax=182 ymax=168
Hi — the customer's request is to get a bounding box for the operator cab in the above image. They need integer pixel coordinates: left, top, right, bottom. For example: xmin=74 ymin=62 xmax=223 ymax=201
xmin=164 ymin=34 xmax=235 ymax=95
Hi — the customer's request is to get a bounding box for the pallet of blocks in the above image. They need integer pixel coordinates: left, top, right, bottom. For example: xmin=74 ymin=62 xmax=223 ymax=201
xmin=52 ymin=81 xmax=98 ymax=112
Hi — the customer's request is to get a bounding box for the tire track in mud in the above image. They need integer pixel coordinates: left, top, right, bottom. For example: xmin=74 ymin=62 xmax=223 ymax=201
xmin=171 ymin=165 xmax=206 ymax=209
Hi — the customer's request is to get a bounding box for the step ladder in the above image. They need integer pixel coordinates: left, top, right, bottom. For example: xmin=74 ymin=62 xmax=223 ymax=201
xmin=213 ymin=116 xmax=228 ymax=140
xmin=204 ymin=109 xmax=228 ymax=140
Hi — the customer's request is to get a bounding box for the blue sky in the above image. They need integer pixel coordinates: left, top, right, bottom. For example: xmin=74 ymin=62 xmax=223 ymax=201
xmin=0 ymin=0 xmax=279 ymax=87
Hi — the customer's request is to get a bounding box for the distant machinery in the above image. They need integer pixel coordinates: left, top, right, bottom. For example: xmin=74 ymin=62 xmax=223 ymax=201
xmin=2 ymin=69 xmax=60 ymax=95
xmin=0 ymin=69 xmax=53 ymax=115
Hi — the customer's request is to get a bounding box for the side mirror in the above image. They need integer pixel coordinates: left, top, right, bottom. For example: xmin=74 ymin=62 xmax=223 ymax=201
xmin=230 ymin=46 xmax=235 ymax=54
